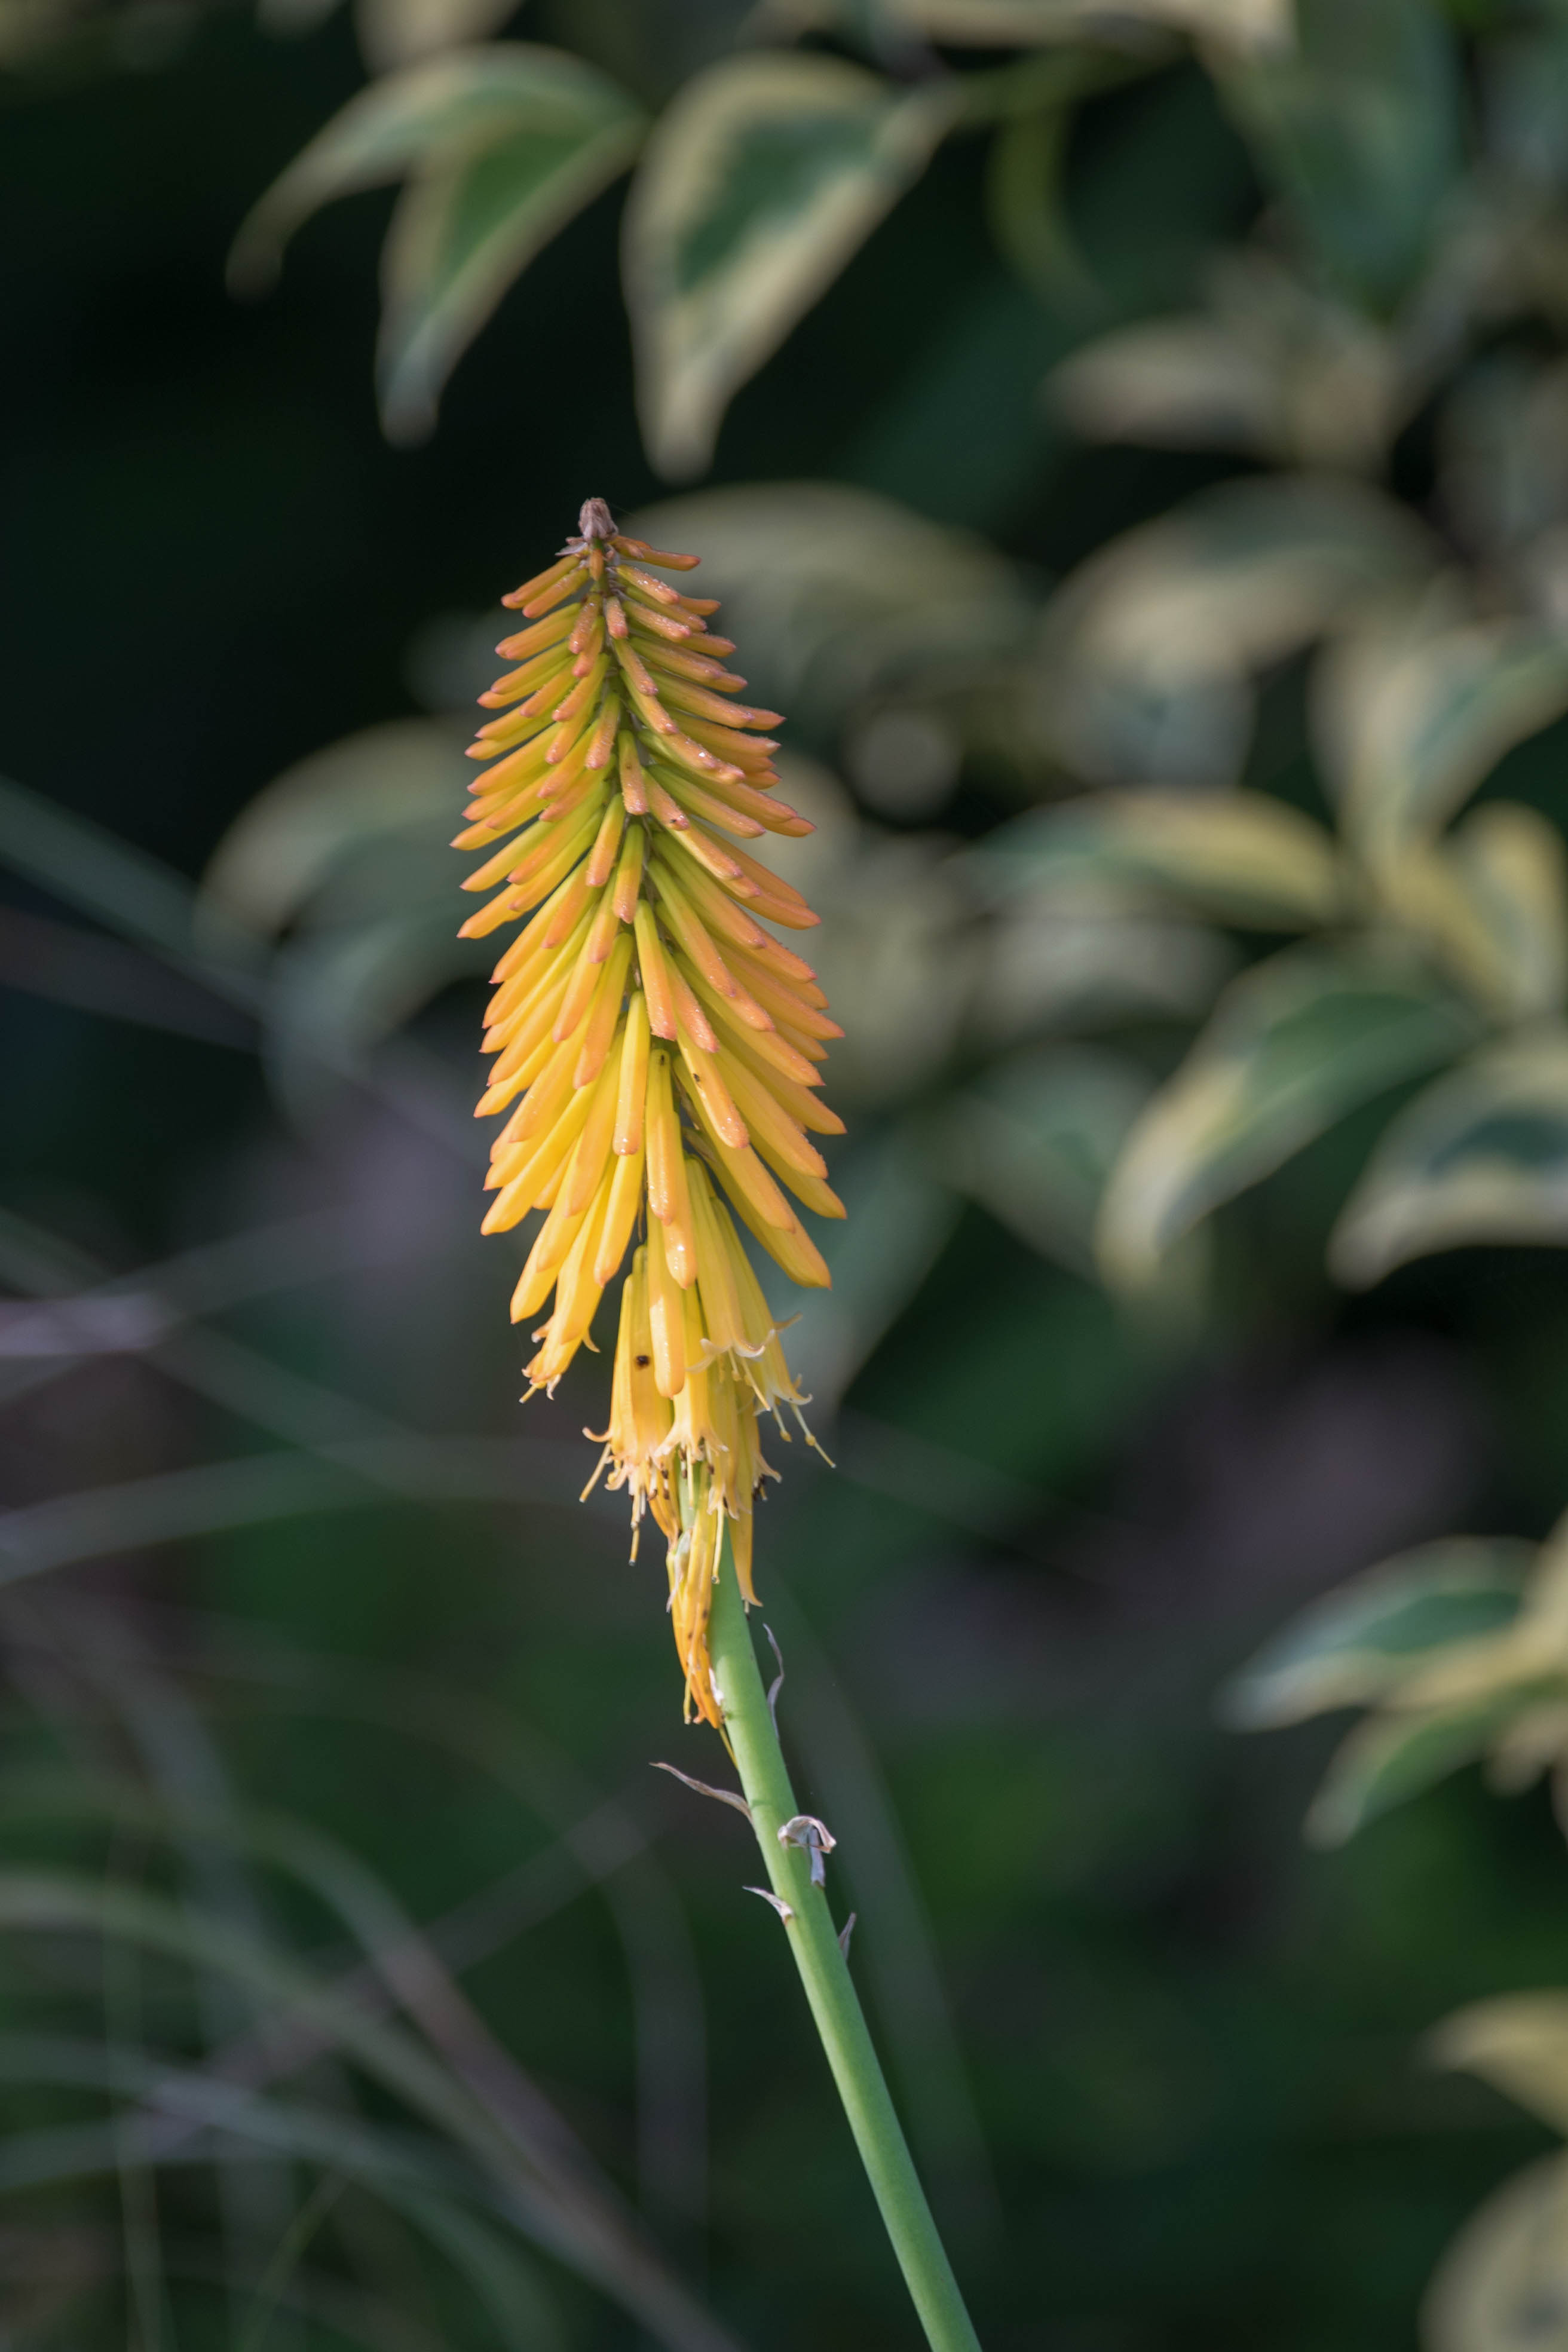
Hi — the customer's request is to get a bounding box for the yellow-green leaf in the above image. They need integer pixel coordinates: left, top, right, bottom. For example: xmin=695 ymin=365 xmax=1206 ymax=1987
xmin=975 ymin=788 xmax=1344 ymax=930
xmin=229 ymin=45 xmax=639 ymax=296
xmin=1330 ymin=1029 xmax=1568 ymax=1288
xmin=623 ymin=53 xmax=960 ymax=482
xmin=1223 ymin=1538 xmax=1533 ymax=1729
xmin=1095 ymin=943 xmax=1474 ymax=1287
xmin=1432 ymin=1996 xmax=1568 ymax=2137
xmin=1379 ymin=802 xmax=1568 ymax=1022
xmin=353 ymin=0 xmax=520 ymax=74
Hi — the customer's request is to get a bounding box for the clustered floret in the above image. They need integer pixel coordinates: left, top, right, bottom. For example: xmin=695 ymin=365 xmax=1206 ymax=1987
xmin=457 ymin=499 xmax=842 ymax=1720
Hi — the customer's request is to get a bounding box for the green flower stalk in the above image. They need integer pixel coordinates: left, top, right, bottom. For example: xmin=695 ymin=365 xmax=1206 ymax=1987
xmin=456 ymin=498 xmax=983 ymax=2352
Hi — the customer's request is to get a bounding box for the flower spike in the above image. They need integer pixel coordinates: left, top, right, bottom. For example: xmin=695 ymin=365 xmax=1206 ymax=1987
xmin=460 ymin=499 xmax=840 ymax=1723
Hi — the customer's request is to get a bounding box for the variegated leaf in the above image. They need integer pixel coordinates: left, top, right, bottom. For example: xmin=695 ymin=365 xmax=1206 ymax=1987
xmin=623 ymin=54 xmax=960 ymax=480
xmin=1330 ymin=1030 xmax=1568 ymax=1288
xmin=973 ymin=789 xmax=1344 ymax=932
xmin=228 ymin=45 xmax=641 ymax=304
xmin=1095 ymin=943 xmax=1474 ymax=1287
xmin=1224 ymin=1539 xmax=1533 ymax=1728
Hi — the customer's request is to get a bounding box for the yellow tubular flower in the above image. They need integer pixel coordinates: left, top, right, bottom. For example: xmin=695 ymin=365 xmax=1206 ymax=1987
xmin=461 ymin=499 xmax=842 ymax=1724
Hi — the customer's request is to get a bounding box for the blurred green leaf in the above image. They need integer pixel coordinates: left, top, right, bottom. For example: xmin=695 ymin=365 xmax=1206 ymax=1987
xmin=1037 ymin=477 xmax=1434 ymax=786
xmin=976 ymin=898 xmax=1238 ymax=1039
xmin=1438 ymin=353 xmax=1568 ymax=565
xmin=628 ymin=483 xmax=1033 ymax=733
xmin=973 ymin=788 xmax=1345 ymax=930
xmin=1330 ymin=1028 xmax=1568 ymax=1288
xmin=939 ymin=1045 xmax=1155 ymax=1277
xmin=1422 ymin=2151 xmax=1568 ymax=2352
xmin=1218 ymin=0 xmax=1462 ymax=306
xmin=377 ymin=106 xmax=645 ymax=442
xmin=1223 ymin=1537 xmax=1534 ymax=1729
xmin=1481 ymin=11 xmax=1568 ymax=193
xmin=1306 ymin=1691 xmax=1530 ymax=1846
xmin=779 ymin=1123 xmax=961 ymax=1408
xmin=1316 ymin=612 xmax=1568 ymax=866
xmin=810 ymin=0 xmax=1290 ymax=43
xmin=1372 ymin=803 xmax=1568 ymax=1023
xmin=353 ymin=0 xmax=525 ymax=74
xmin=1432 ymin=1996 xmax=1568 ymax=2138
xmin=623 ymin=53 xmax=960 ymax=480
xmin=1053 ymin=251 xmax=1402 ymax=471
xmin=201 ymin=721 xmax=459 ymax=940
xmin=228 ymin=46 xmax=642 ymax=298
xmin=1095 ymin=942 xmax=1475 ymax=1286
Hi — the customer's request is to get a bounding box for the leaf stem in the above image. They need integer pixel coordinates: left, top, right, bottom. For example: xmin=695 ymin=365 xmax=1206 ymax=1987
xmin=704 ymin=1534 xmax=984 ymax=2352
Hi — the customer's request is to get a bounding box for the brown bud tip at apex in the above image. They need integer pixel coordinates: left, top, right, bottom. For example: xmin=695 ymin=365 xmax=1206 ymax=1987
xmin=578 ymin=497 xmax=615 ymax=541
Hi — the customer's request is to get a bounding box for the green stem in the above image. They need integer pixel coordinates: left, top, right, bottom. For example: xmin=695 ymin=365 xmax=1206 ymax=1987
xmin=704 ymin=1537 xmax=984 ymax=2352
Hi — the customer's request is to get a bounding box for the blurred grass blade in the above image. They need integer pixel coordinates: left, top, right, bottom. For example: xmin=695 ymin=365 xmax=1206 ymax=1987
xmin=0 ymin=1455 xmax=376 ymax=1587
xmin=229 ymin=46 xmax=641 ymax=296
xmin=1222 ymin=1537 xmax=1535 ymax=1728
xmin=0 ymin=904 xmax=253 ymax=1048
xmin=96 ymin=1632 xmax=303 ymax=2339
xmin=0 ymin=1872 xmax=740 ymax=2352
xmin=1095 ymin=943 xmax=1474 ymax=1287
xmin=188 ymin=1636 xmax=710 ymax=2246
xmin=0 ymin=771 xmax=260 ymax=1003
xmin=1330 ymin=1031 xmax=1568 ymax=1289
xmin=0 ymin=2035 xmax=485 ymax=2203
xmin=624 ymin=53 xmax=960 ymax=480
xmin=0 ymin=2072 xmax=566 ymax=2352
xmin=0 ymin=780 xmax=476 ymax=1147
xmin=971 ymin=788 xmax=1344 ymax=930
xmin=378 ymin=107 xmax=645 ymax=442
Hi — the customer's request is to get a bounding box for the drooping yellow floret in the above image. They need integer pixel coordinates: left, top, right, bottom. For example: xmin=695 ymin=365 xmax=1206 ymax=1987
xmin=458 ymin=498 xmax=841 ymax=1725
